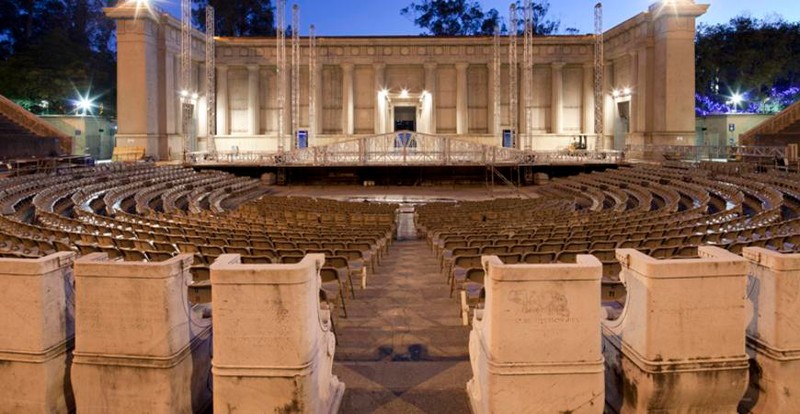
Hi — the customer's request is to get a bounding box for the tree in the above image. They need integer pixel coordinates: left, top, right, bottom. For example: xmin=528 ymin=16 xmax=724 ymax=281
xmin=401 ymin=0 xmax=562 ymax=36
xmin=0 ymin=0 xmax=116 ymax=115
xmin=695 ymin=15 xmax=800 ymax=114
xmin=193 ymin=0 xmax=275 ymax=37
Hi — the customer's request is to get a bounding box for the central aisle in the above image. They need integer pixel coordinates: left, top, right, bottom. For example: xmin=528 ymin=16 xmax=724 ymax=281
xmin=333 ymin=207 xmax=472 ymax=413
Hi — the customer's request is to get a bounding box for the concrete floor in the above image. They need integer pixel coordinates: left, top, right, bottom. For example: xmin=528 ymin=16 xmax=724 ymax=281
xmin=332 ymin=208 xmax=472 ymax=413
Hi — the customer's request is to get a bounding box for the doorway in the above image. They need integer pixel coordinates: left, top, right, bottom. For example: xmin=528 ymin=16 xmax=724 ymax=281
xmin=614 ymin=101 xmax=630 ymax=151
xmin=394 ymin=106 xmax=416 ymax=131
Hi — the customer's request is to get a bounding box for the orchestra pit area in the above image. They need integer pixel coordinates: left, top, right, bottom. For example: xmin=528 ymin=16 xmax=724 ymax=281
xmin=1 ymin=161 xmax=800 ymax=413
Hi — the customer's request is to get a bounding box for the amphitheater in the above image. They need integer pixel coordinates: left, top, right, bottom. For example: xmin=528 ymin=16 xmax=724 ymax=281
xmin=4 ymin=0 xmax=800 ymax=413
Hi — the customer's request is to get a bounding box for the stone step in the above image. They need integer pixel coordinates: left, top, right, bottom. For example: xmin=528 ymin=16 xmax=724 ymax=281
xmin=333 ymin=361 xmax=472 ymax=414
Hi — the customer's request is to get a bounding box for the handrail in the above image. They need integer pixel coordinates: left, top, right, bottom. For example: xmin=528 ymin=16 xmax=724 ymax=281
xmin=0 ymin=94 xmax=72 ymax=154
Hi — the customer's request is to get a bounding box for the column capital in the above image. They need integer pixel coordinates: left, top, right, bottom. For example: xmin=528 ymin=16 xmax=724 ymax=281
xmin=341 ymin=62 xmax=354 ymax=72
xmin=455 ymin=62 xmax=469 ymax=71
xmin=372 ymin=62 xmax=386 ymax=70
xmin=246 ymin=64 xmax=260 ymax=72
xmin=217 ymin=64 xmax=228 ymax=71
xmin=424 ymin=62 xmax=438 ymax=70
xmin=551 ymin=62 xmax=566 ymax=70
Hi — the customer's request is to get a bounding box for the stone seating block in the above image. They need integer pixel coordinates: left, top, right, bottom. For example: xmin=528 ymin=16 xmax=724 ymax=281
xmin=0 ymin=252 xmax=76 ymax=413
xmin=210 ymin=254 xmax=345 ymax=414
xmin=467 ymin=254 xmax=604 ymax=414
xmin=741 ymin=247 xmax=800 ymax=413
xmin=71 ymin=253 xmax=212 ymax=414
xmin=603 ymin=247 xmax=749 ymax=413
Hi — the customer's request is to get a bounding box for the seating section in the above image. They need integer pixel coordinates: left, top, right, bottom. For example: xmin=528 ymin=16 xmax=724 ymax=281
xmin=417 ymin=163 xmax=800 ymax=322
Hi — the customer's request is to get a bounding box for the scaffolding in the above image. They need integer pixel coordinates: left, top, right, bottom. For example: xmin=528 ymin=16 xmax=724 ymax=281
xmin=205 ymin=6 xmax=216 ymax=154
xmin=508 ymin=3 xmax=518 ymax=149
xmin=492 ymin=25 xmax=501 ymax=143
xmin=276 ymin=0 xmax=287 ymax=152
xmin=309 ymin=24 xmax=317 ymax=141
xmin=523 ymin=0 xmax=534 ymax=150
xmin=180 ymin=0 xmax=193 ymax=160
xmin=594 ymin=3 xmax=605 ymax=150
xmin=291 ymin=4 xmax=300 ymax=149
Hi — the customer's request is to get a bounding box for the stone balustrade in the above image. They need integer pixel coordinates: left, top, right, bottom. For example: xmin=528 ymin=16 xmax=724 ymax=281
xmin=741 ymin=247 xmax=800 ymax=413
xmin=467 ymin=254 xmax=604 ymax=413
xmin=0 ymin=252 xmax=76 ymax=413
xmin=71 ymin=253 xmax=212 ymax=413
xmin=602 ymin=247 xmax=749 ymax=413
xmin=210 ymin=254 xmax=345 ymax=413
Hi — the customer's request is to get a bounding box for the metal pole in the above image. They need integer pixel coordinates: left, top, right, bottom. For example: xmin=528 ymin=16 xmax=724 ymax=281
xmin=508 ymin=3 xmax=519 ymax=150
xmin=594 ymin=3 xmax=605 ymax=151
xmin=205 ymin=6 xmax=216 ymax=156
xmin=291 ymin=4 xmax=300 ymax=150
xmin=277 ymin=0 xmax=286 ymax=152
xmin=309 ymin=24 xmax=317 ymax=142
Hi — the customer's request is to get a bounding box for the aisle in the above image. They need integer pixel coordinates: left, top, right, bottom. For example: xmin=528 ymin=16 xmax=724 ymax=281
xmin=332 ymin=207 xmax=471 ymax=413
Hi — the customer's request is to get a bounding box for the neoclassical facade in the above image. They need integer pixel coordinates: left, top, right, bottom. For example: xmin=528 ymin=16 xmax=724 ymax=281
xmin=106 ymin=1 xmax=708 ymax=160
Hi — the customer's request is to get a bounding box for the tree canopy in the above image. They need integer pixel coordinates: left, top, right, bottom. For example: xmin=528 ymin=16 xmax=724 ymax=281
xmin=0 ymin=0 xmax=115 ymax=115
xmin=193 ymin=0 xmax=275 ymax=37
xmin=401 ymin=0 xmax=562 ymax=36
xmin=696 ymin=15 xmax=800 ymax=115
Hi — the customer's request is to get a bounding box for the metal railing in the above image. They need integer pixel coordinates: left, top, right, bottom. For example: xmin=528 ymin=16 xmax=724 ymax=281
xmin=624 ymin=145 xmax=787 ymax=162
xmin=188 ymin=131 xmax=623 ymax=167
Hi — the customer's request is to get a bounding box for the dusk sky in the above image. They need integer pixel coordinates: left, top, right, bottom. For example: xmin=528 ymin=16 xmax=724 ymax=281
xmin=160 ymin=0 xmax=800 ymax=35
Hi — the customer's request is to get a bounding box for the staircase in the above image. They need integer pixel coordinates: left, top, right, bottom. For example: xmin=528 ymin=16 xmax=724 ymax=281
xmin=0 ymin=94 xmax=71 ymax=160
xmin=740 ymin=99 xmax=800 ymax=147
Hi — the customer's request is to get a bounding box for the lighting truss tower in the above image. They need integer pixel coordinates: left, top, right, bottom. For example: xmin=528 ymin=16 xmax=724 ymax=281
xmin=309 ymin=24 xmax=317 ymax=141
xmin=523 ymin=0 xmax=534 ymax=150
xmin=276 ymin=0 xmax=287 ymax=152
xmin=205 ymin=6 xmax=216 ymax=154
xmin=291 ymin=4 xmax=300 ymax=149
xmin=594 ymin=3 xmax=605 ymax=150
xmin=508 ymin=3 xmax=518 ymax=149
xmin=181 ymin=0 xmax=193 ymax=159
xmin=492 ymin=25 xmax=501 ymax=142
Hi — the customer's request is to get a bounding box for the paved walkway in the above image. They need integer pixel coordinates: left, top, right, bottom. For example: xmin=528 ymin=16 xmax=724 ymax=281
xmin=333 ymin=207 xmax=472 ymax=413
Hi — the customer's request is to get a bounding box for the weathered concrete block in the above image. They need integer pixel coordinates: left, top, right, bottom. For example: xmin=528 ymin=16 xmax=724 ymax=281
xmin=603 ymin=247 xmax=749 ymax=413
xmin=741 ymin=247 xmax=800 ymax=413
xmin=210 ymin=254 xmax=344 ymax=414
xmin=467 ymin=255 xmax=604 ymax=413
xmin=71 ymin=253 xmax=212 ymax=414
xmin=0 ymin=252 xmax=76 ymax=413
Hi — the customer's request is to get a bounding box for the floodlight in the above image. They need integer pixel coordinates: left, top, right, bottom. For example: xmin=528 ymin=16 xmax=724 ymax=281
xmin=400 ymin=89 xmax=409 ymax=98
xmin=623 ymin=87 xmax=632 ymax=96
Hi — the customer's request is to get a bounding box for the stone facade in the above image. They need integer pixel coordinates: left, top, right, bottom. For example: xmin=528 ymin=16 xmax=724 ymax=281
xmin=106 ymin=1 xmax=708 ymax=160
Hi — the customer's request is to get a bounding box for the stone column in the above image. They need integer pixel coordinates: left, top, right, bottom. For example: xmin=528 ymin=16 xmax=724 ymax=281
xmin=373 ymin=63 xmax=386 ymax=134
xmin=636 ymin=47 xmax=649 ymax=135
xmin=456 ymin=62 xmax=469 ymax=135
xmin=582 ymin=63 xmax=595 ymax=135
xmin=341 ymin=63 xmax=354 ymax=135
xmin=311 ymin=64 xmax=323 ymax=138
xmin=551 ymin=62 xmax=564 ymax=135
xmin=424 ymin=62 xmax=438 ymax=134
xmin=487 ymin=62 xmax=497 ymax=136
xmin=217 ymin=64 xmax=229 ymax=135
xmin=105 ymin=6 xmax=163 ymax=158
xmin=247 ymin=64 xmax=260 ymax=135
xmin=628 ymin=51 xmax=638 ymax=133
xmin=649 ymin=1 xmax=708 ymax=145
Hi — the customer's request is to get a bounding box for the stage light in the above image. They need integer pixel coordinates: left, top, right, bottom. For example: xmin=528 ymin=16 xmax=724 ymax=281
xmin=180 ymin=90 xmax=189 ymax=98
xmin=730 ymin=93 xmax=743 ymax=106
xmin=623 ymin=87 xmax=632 ymax=96
xmin=191 ymin=92 xmax=199 ymax=100
xmin=612 ymin=89 xmax=621 ymax=98
xmin=400 ymin=89 xmax=409 ymax=98
xmin=76 ymin=95 xmax=95 ymax=116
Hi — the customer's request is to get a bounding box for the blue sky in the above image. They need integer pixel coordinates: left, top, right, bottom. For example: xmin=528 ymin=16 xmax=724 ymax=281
xmin=160 ymin=0 xmax=800 ymax=35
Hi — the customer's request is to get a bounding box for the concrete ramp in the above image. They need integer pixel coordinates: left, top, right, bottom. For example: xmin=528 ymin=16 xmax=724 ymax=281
xmin=742 ymin=247 xmax=800 ymax=413
xmin=210 ymin=254 xmax=345 ymax=414
xmin=71 ymin=253 xmax=212 ymax=413
xmin=0 ymin=252 xmax=76 ymax=413
xmin=467 ymin=254 xmax=604 ymax=413
xmin=603 ymin=247 xmax=749 ymax=413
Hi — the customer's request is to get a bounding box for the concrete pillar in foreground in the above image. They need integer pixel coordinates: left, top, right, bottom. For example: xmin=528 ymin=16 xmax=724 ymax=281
xmin=467 ymin=255 xmax=604 ymax=413
xmin=72 ymin=253 xmax=212 ymax=413
xmin=602 ymin=247 xmax=748 ymax=413
xmin=0 ymin=252 xmax=76 ymax=413
xmin=211 ymin=254 xmax=345 ymax=413
xmin=742 ymin=247 xmax=800 ymax=413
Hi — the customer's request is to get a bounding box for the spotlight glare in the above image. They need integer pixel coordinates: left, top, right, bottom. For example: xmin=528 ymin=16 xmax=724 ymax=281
xmin=180 ymin=90 xmax=189 ymax=98
xmin=400 ymin=89 xmax=409 ymax=98
xmin=730 ymin=93 xmax=743 ymax=105
xmin=623 ymin=87 xmax=631 ymax=95
xmin=612 ymin=89 xmax=620 ymax=98
xmin=191 ymin=92 xmax=199 ymax=100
